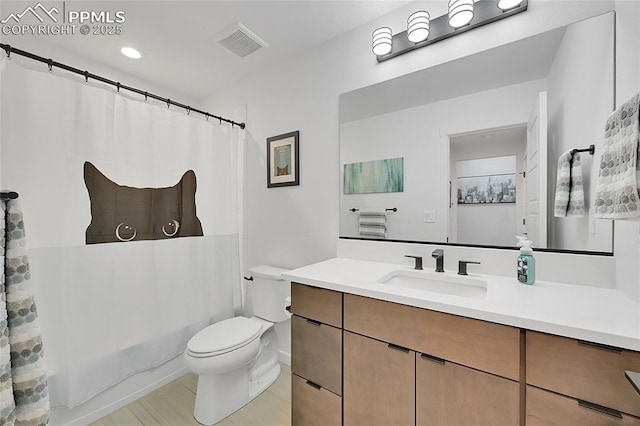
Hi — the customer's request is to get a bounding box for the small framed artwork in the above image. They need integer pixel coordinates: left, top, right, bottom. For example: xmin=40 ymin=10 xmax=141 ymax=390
xmin=267 ymin=131 xmax=299 ymax=188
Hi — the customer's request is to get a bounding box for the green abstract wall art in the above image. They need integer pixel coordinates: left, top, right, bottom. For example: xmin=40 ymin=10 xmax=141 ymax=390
xmin=344 ymin=157 xmax=404 ymax=194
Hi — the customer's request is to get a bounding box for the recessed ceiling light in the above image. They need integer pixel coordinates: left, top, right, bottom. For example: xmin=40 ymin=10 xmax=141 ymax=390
xmin=120 ymin=47 xmax=141 ymax=59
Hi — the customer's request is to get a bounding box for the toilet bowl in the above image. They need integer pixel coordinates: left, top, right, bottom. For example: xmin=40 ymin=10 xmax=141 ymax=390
xmin=183 ymin=265 xmax=290 ymax=425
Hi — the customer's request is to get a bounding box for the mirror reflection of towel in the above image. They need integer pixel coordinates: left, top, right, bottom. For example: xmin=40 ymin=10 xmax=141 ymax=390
xmin=594 ymin=94 xmax=640 ymax=220
xmin=359 ymin=208 xmax=387 ymax=238
xmin=554 ymin=151 xmax=585 ymax=217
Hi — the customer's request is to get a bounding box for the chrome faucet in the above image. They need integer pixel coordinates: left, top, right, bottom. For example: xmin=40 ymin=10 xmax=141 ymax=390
xmin=431 ymin=249 xmax=444 ymax=272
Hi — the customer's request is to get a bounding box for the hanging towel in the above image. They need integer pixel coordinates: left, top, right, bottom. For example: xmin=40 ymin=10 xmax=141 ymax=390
xmin=594 ymin=94 xmax=640 ymax=219
xmin=0 ymin=199 xmax=50 ymax=426
xmin=553 ymin=150 xmax=585 ymax=217
xmin=358 ymin=208 xmax=387 ymax=238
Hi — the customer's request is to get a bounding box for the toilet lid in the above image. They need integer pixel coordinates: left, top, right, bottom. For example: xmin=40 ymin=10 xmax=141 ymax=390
xmin=187 ymin=317 xmax=262 ymax=356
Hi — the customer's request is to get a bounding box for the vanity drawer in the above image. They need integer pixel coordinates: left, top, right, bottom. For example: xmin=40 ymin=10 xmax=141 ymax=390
xmin=526 ymin=385 xmax=640 ymax=425
xmin=292 ymin=373 xmax=342 ymax=426
xmin=343 ymin=293 xmax=520 ymax=380
xmin=291 ymin=282 xmax=342 ymax=327
xmin=291 ymin=315 xmax=342 ymax=395
xmin=526 ymin=331 xmax=640 ymax=417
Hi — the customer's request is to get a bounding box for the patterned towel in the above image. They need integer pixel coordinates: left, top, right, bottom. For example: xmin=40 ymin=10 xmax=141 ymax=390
xmin=594 ymin=94 xmax=640 ymax=219
xmin=358 ymin=208 xmax=387 ymax=238
xmin=554 ymin=150 xmax=585 ymax=217
xmin=0 ymin=200 xmax=50 ymax=426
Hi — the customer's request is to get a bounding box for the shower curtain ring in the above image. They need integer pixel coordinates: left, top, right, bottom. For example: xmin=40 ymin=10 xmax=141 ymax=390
xmin=4 ymin=45 xmax=11 ymax=59
xmin=167 ymin=99 xmax=171 ymax=108
xmin=47 ymin=59 xmax=53 ymax=72
xmin=205 ymin=114 xmax=209 ymax=121
xmin=84 ymin=71 xmax=89 ymax=83
xmin=144 ymin=91 xmax=148 ymax=101
xmin=116 ymin=82 xmax=120 ymax=92
xmin=187 ymin=106 xmax=191 ymax=115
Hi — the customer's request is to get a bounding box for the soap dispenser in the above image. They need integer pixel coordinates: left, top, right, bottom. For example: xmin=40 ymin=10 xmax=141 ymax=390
xmin=517 ymin=238 xmax=535 ymax=285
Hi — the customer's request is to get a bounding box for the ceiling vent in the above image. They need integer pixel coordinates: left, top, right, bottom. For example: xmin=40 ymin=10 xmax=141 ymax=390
xmin=216 ymin=22 xmax=269 ymax=58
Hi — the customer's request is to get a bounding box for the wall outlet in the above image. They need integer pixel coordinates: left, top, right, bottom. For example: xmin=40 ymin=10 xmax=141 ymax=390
xmin=424 ymin=210 xmax=436 ymax=223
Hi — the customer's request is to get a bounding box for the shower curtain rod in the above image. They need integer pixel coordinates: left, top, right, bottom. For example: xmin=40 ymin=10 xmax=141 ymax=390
xmin=0 ymin=43 xmax=246 ymax=130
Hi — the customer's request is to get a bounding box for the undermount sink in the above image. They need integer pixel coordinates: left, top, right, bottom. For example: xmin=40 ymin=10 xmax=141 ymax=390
xmin=377 ymin=269 xmax=487 ymax=298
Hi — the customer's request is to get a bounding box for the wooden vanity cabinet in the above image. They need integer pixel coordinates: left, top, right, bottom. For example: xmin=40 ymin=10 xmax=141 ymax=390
xmin=343 ymin=331 xmax=415 ymax=425
xmin=290 ymin=283 xmax=343 ymax=426
xmin=343 ymin=293 xmax=521 ymax=426
xmin=526 ymin=331 xmax=640 ymax=421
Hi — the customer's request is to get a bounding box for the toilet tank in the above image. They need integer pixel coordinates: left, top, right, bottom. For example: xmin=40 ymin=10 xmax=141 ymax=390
xmin=249 ymin=265 xmax=291 ymax=323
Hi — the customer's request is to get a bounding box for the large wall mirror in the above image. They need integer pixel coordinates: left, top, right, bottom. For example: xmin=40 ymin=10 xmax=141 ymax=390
xmin=339 ymin=12 xmax=614 ymax=253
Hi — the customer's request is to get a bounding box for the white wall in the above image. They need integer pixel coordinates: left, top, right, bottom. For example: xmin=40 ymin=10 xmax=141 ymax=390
xmin=340 ymin=79 xmax=543 ymax=242
xmin=546 ymin=12 xmax=615 ymax=251
xmin=613 ymin=0 xmax=640 ymax=302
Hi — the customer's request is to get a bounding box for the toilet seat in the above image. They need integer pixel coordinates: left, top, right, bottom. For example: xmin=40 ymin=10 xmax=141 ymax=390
xmin=187 ymin=317 xmax=262 ymax=358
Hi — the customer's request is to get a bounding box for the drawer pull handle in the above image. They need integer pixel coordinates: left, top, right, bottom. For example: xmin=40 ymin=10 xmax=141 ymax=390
xmin=305 ymin=319 xmax=322 ymax=327
xmin=577 ymin=400 xmax=623 ymax=419
xmin=577 ymin=340 xmax=623 ymax=353
xmin=305 ymin=380 xmax=322 ymax=390
xmin=387 ymin=343 xmax=410 ymax=353
xmin=420 ymin=353 xmax=446 ymax=364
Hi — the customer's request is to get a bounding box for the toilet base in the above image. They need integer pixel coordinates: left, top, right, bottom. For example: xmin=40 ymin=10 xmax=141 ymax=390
xmin=193 ymin=361 xmax=281 ymax=425
xmin=192 ymin=326 xmax=281 ymax=425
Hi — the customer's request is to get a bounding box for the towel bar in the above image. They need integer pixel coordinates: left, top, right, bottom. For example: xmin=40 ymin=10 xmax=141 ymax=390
xmin=350 ymin=208 xmax=397 ymax=212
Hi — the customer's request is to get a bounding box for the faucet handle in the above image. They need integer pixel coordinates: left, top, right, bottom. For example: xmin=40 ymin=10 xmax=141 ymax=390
xmin=458 ymin=260 xmax=481 ymax=276
xmin=404 ymin=255 xmax=423 ymax=270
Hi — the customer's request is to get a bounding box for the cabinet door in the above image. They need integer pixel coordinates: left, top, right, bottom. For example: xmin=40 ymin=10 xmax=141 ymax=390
xmin=343 ymin=331 xmax=415 ymax=426
xmin=291 ymin=315 xmax=342 ymax=395
xmin=527 ymin=385 xmax=640 ymax=425
xmin=416 ymin=354 xmax=520 ymax=426
xmin=292 ymin=374 xmax=341 ymax=426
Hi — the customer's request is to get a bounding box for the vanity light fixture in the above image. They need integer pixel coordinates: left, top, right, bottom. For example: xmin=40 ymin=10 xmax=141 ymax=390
xmin=372 ymin=27 xmax=393 ymax=55
xmin=373 ymin=0 xmax=528 ymax=63
xmin=448 ymin=0 xmax=475 ymax=28
xmin=407 ymin=11 xmax=430 ymax=43
xmin=497 ymin=0 xmax=525 ymax=10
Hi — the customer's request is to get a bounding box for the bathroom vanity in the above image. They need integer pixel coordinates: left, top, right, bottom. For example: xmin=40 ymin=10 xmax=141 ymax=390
xmin=286 ymin=258 xmax=640 ymax=425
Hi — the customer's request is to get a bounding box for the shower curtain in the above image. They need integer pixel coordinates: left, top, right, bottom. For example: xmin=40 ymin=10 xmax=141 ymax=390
xmin=1 ymin=199 xmax=50 ymax=425
xmin=0 ymin=58 xmax=245 ymax=408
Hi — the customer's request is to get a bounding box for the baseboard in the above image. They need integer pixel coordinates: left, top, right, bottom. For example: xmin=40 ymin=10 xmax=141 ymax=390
xmin=278 ymin=350 xmax=291 ymax=366
xmin=51 ymin=357 xmax=187 ymax=426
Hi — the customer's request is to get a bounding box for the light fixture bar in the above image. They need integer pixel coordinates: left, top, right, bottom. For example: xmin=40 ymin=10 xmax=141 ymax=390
xmin=376 ymin=0 xmax=527 ymax=63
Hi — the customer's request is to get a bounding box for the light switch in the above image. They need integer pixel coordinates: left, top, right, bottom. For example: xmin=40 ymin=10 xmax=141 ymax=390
xmin=424 ymin=210 xmax=436 ymax=223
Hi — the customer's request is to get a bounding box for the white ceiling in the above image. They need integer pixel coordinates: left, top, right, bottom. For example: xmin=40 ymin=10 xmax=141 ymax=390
xmin=1 ymin=1 xmax=411 ymax=100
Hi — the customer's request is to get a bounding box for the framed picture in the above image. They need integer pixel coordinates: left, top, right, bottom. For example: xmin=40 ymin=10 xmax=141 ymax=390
xmin=267 ymin=131 xmax=299 ymax=188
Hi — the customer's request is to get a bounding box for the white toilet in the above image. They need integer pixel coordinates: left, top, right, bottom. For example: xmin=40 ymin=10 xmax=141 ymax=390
xmin=183 ymin=265 xmax=291 ymax=425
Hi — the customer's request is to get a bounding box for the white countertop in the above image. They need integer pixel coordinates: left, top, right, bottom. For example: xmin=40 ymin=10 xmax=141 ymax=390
xmin=284 ymin=257 xmax=640 ymax=351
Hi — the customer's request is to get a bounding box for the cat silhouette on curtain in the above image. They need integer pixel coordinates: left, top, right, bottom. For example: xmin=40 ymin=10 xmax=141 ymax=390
xmin=84 ymin=161 xmax=203 ymax=244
